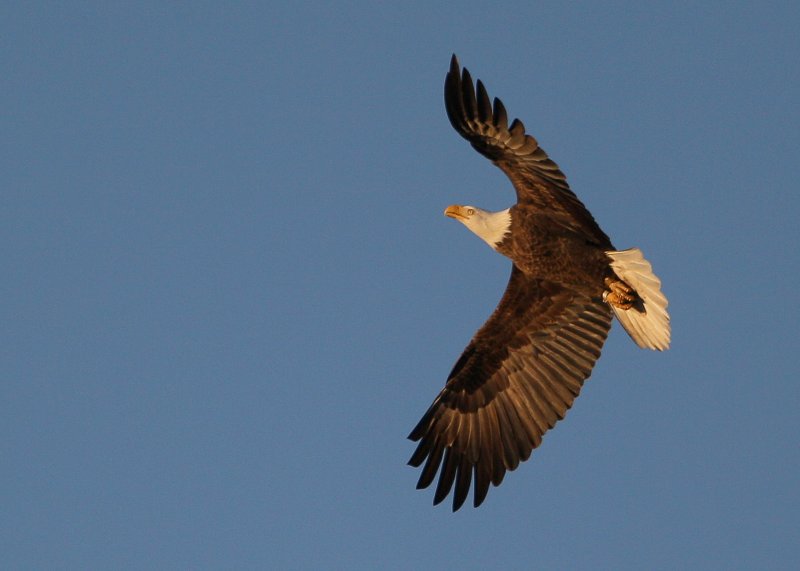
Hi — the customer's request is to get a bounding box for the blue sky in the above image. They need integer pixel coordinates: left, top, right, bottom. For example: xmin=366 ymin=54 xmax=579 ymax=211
xmin=3 ymin=2 xmax=799 ymax=569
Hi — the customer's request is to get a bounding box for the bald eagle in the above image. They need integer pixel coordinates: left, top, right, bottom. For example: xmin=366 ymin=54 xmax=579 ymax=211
xmin=408 ymin=55 xmax=670 ymax=511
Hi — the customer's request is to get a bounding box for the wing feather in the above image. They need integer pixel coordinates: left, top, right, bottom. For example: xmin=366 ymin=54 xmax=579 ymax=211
xmin=408 ymin=266 xmax=612 ymax=510
xmin=433 ymin=447 xmax=458 ymax=505
xmin=453 ymin=453 xmax=473 ymax=511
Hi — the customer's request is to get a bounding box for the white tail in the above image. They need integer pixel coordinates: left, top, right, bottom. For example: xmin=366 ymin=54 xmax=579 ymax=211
xmin=606 ymin=248 xmax=670 ymax=351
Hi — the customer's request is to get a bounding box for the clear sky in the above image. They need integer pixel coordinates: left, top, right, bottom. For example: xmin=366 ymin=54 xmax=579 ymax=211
xmin=3 ymin=2 xmax=799 ymax=569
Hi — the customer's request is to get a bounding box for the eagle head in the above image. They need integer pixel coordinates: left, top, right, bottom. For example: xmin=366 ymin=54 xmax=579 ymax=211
xmin=444 ymin=204 xmax=511 ymax=249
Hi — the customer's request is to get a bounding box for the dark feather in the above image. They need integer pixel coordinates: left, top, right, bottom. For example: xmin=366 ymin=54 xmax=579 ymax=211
xmin=433 ymin=448 xmax=458 ymax=505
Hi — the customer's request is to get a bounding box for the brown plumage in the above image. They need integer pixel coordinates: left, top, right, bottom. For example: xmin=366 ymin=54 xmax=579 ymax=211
xmin=408 ymin=55 xmax=669 ymax=511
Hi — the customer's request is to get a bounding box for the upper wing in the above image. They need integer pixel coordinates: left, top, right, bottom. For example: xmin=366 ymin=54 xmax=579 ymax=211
xmin=408 ymin=266 xmax=612 ymax=510
xmin=445 ymin=54 xmax=610 ymax=246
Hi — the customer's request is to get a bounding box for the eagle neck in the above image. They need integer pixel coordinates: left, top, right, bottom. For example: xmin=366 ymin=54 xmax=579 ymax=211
xmin=475 ymin=208 xmax=512 ymax=250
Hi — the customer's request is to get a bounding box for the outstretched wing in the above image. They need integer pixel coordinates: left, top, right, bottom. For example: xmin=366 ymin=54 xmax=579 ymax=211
xmin=408 ymin=266 xmax=612 ymax=510
xmin=445 ymin=54 xmax=610 ymax=246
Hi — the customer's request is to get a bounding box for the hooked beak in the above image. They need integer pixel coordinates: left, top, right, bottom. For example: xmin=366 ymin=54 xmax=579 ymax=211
xmin=444 ymin=205 xmax=468 ymax=221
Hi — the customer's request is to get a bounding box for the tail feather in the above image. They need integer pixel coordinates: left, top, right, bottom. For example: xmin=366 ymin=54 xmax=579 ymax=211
xmin=606 ymin=248 xmax=670 ymax=350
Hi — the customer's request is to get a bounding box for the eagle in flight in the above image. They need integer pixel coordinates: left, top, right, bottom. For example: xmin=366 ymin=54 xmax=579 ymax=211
xmin=408 ymin=55 xmax=670 ymax=511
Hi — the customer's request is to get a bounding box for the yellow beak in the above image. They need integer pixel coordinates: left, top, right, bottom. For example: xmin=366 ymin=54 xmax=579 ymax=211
xmin=444 ymin=205 xmax=468 ymax=221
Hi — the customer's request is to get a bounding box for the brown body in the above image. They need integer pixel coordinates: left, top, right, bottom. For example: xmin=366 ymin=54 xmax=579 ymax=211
xmin=497 ymin=205 xmax=614 ymax=294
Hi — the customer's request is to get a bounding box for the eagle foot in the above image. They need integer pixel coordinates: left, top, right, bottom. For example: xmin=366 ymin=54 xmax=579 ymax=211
xmin=603 ymin=277 xmax=638 ymax=310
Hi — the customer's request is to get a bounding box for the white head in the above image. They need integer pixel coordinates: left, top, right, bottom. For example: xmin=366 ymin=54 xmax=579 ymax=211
xmin=444 ymin=204 xmax=512 ymax=250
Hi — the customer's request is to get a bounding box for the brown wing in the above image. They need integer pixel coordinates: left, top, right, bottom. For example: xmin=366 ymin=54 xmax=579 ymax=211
xmin=408 ymin=266 xmax=612 ymax=510
xmin=444 ymin=54 xmax=610 ymax=246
